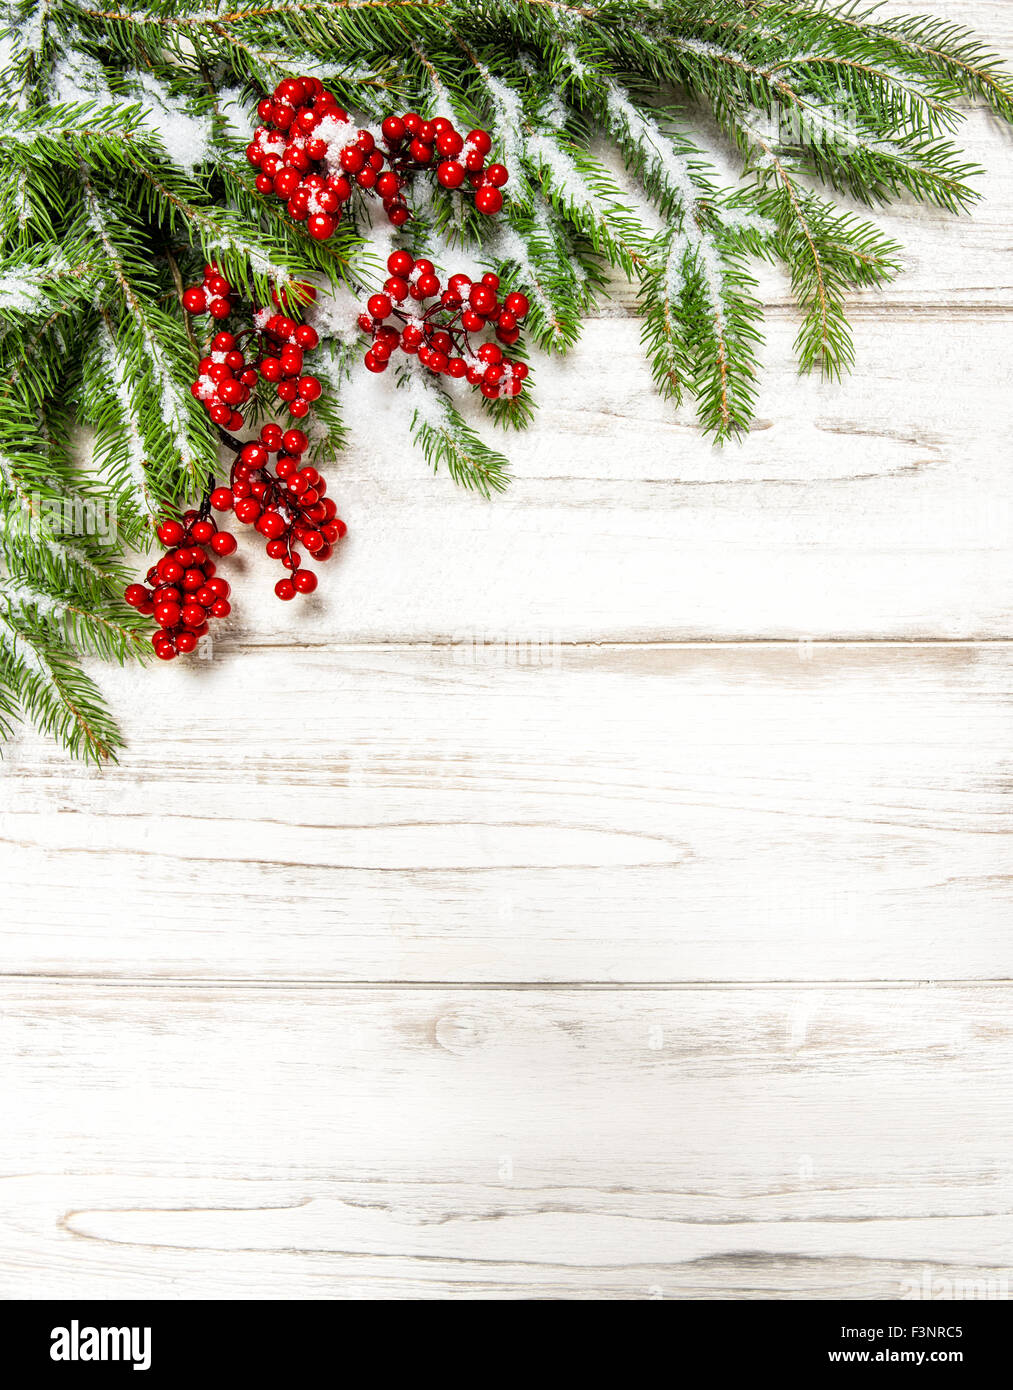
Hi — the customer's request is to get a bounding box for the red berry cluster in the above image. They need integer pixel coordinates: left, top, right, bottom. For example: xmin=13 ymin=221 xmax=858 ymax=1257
xmin=379 ymin=112 xmax=506 ymax=217
xmin=126 ymin=259 xmax=348 ymax=654
xmin=181 ymin=264 xmax=239 ymax=320
xmin=246 ymin=77 xmax=508 ymax=239
xmin=360 ymin=253 xmax=531 ymax=399
xmin=124 ymin=513 xmax=238 ymax=661
xmin=183 ymin=266 xmax=323 ymax=426
xmin=210 ymin=423 xmax=346 ymax=600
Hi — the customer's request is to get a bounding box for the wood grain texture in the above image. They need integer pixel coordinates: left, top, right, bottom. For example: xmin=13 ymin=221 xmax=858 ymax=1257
xmin=3 ymin=644 xmax=1011 ymax=984
xmin=1 ymin=982 xmax=1010 ymax=1300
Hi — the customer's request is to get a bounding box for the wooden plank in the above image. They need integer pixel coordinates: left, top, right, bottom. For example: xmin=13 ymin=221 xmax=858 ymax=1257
xmin=1 ymin=981 xmax=1010 ymax=1299
xmin=3 ymin=643 xmax=1010 ymax=983
xmin=80 ymin=313 xmax=1008 ymax=647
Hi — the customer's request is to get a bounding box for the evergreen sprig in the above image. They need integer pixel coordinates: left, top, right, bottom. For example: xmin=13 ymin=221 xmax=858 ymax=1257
xmin=0 ymin=0 xmax=1009 ymax=756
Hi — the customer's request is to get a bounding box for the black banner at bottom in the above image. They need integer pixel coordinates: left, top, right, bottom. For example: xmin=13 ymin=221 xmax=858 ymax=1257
xmin=0 ymin=1298 xmax=1006 ymax=1379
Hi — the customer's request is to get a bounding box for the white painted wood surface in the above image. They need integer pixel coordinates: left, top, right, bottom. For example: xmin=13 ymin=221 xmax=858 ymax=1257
xmin=2 ymin=0 xmax=1012 ymax=1300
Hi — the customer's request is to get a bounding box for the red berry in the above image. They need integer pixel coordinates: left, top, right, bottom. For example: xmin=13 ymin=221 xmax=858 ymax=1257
xmin=208 ymin=296 xmax=232 ymax=318
xmin=382 ymin=115 xmax=406 ymax=143
xmin=274 ymin=167 xmax=301 ymax=198
xmin=436 ymin=129 xmax=464 ymax=158
xmin=211 ymin=532 xmax=237 ymax=556
xmin=157 ymin=518 xmax=185 ymax=547
xmin=486 ymin=163 xmax=509 ymax=188
xmin=154 ymin=599 xmax=181 ymax=627
xmin=256 ymin=510 xmax=288 ymax=539
xmin=367 ymin=293 xmax=392 ymax=320
xmin=467 ymin=129 xmax=493 ymax=155
xmin=211 ymin=599 xmax=232 ymax=618
xmin=297 ymin=376 xmax=322 ymax=400
xmin=182 ymin=287 xmax=207 ymax=313
xmin=210 ymin=487 xmax=234 ymax=511
xmin=437 ymin=160 xmax=465 ymax=189
xmin=294 ymin=324 xmax=319 ymax=349
xmin=294 ymin=569 xmax=318 ymax=594
xmin=234 ymin=497 xmax=261 ymax=524
xmin=475 ymin=186 xmax=503 ymax=215
xmin=275 ymin=577 xmax=296 ymax=601
xmin=307 ymin=213 xmax=337 ymax=240
xmin=175 ymin=630 xmax=198 ymax=654
xmin=283 ymin=429 xmax=308 ymax=455
xmin=505 ymin=291 xmax=530 ymax=318
xmin=468 ymin=284 xmax=497 ymax=316
xmin=240 ymin=442 xmax=269 ymax=468
xmin=387 ymin=250 xmax=414 ymax=277
xmin=340 ymin=145 xmax=365 ymax=174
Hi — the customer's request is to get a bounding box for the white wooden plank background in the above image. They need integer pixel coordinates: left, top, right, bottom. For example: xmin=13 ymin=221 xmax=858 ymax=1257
xmin=1 ymin=0 xmax=1012 ymax=1301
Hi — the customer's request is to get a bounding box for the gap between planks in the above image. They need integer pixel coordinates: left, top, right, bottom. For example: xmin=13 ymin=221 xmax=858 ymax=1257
xmin=224 ymin=638 xmax=1013 ymax=651
xmin=3 ymin=977 xmax=1011 ymax=990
